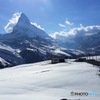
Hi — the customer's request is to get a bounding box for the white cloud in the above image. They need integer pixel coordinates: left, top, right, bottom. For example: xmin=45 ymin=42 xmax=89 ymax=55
xmin=31 ymin=22 xmax=44 ymax=31
xmin=49 ymin=30 xmax=67 ymax=39
xmin=79 ymin=24 xmax=84 ymax=28
xmin=49 ymin=29 xmax=75 ymax=39
xmin=58 ymin=18 xmax=74 ymax=29
xmin=65 ymin=18 xmax=74 ymax=26
xmin=74 ymin=25 xmax=100 ymax=36
xmin=58 ymin=24 xmax=66 ymax=28
xmin=4 ymin=12 xmax=21 ymax=33
xmin=50 ymin=25 xmax=100 ymax=39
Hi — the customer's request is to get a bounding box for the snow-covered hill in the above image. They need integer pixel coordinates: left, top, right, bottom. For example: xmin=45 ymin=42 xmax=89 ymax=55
xmin=0 ymin=60 xmax=100 ymax=100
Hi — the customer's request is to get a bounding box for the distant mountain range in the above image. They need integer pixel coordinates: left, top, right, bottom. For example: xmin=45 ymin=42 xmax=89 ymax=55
xmin=51 ymin=27 xmax=100 ymax=55
xmin=0 ymin=13 xmax=99 ymax=68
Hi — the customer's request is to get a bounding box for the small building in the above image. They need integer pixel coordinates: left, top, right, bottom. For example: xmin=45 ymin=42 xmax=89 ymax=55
xmin=75 ymin=57 xmax=86 ymax=62
xmin=51 ymin=58 xmax=65 ymax=64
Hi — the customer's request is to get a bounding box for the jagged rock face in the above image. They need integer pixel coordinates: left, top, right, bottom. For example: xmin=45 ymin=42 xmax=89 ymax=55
xmin=19 ymin=49 xmax=45 ymax=63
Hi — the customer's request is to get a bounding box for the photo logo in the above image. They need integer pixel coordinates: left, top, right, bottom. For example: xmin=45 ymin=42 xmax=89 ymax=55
xmin=71 ymin=91 xmax=99 ymax=96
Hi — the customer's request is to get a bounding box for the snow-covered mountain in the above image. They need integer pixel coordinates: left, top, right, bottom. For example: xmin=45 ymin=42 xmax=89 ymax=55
xmin=0 ymin=13 xmax=85 ymax=68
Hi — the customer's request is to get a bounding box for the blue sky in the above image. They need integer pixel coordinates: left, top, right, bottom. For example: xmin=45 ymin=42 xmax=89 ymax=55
xmin=0 ymin=0 xmax=100 ymax=34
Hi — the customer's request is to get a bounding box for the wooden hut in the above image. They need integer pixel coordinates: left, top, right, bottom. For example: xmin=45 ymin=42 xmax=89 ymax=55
xmin=51 ymin=58 xmax=65 ymax=64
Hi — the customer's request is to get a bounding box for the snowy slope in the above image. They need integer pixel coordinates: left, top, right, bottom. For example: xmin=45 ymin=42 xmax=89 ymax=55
xmin=0 ymin=60 xmax=100 ymax=100
xmin=0 ymin=57 xmax=11 ymax=68
xmin=0 ymin=42 xmax=24 ymax=67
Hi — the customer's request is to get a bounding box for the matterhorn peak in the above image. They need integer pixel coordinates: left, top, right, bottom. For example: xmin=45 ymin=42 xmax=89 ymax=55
xmin=4 ymin=12 xmax=50 ymax=39
xmin=12 ymin=12 xmax=31 ymax=33
xmin=18 ymin=12 xmax=30 ymax=25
